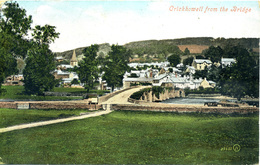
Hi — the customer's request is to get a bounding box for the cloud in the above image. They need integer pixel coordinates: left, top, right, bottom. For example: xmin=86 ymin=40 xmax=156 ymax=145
xmin=33 ymin=4 xmax=66 ymax=26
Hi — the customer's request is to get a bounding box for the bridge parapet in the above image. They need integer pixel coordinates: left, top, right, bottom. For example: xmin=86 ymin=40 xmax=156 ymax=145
xmin=98 ymin=86 xmax=142 ymax=104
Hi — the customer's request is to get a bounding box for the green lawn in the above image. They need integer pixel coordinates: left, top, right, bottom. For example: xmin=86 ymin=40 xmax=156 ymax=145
xmin=0 ymin=111 xmax=258 ymax=164
xmin=53 ymin=87 xmax=110 ymax=95
xmin=0 ymin=108 xmax=91 ymax=128
xmin=0 ymin=86 xmax=109 ymax=100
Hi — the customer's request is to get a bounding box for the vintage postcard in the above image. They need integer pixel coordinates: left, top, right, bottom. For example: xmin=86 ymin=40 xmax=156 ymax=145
xmin=0 ymin=0 xmax=259 ymax=164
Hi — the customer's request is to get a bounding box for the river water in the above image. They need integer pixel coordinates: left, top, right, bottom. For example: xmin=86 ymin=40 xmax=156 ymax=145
xmin=161 ymin=98 xmax=221 ymax=105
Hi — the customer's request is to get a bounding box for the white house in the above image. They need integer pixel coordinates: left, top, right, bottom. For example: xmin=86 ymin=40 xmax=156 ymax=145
xmin=221 ymin=58 xmax=236 ymax=67
xmin=153 ymin=73 xmax=170 ymax=86
xmin=127 ymin=61 xmax=170 ymax=69
xmin=176 ymin=63 xmax=184 ymax=68
xmin=123 ymin=77 xmax=153 ymax=88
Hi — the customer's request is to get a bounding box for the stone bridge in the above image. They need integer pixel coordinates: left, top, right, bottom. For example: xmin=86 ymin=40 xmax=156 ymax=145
xmin=99 ymin=86 xmax=258 ymax=114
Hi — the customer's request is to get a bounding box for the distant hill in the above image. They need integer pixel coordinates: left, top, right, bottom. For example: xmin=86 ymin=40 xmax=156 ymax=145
xmin=55 ymin=43 xmax=111 ymax=60
xmin=124 ymin=37 xmax=259 ymax=54
xmin=177 ymin=45 xmax=209 ymax=54
xmin=128 ymin=37 xmax=259 ymax=48
xmin=55 ymin=37 xmax=259 ymax=61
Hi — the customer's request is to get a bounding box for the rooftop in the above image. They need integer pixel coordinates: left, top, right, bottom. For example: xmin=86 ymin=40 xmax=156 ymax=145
xmin=194 ymin=59 xmax=212 ymax=64
xmin=70 ymin=50 xmax=77 ymax=62
xmin=123 ymin=77 xmax=153 ymax=82
xmin=221 ymin=58 xmax=236 ymax=62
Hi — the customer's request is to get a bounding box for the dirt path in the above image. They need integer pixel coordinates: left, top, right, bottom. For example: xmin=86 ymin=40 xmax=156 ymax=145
xmin=102 ymin=86 xmax=149 ymax=104
xmin=0 ymin=110 xmax=112 ymax=134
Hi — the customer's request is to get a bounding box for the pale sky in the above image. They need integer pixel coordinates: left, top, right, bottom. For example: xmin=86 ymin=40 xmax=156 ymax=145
xmin=15 ymin=0 xmax=260 ymax=52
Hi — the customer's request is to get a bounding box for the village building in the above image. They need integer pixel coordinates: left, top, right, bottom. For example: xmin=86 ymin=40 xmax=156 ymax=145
xmin=153 ymin=73 xmax=174 ymax=87
xmin=70 ymin=50 xmax=78 ymax=67
xmin=55 ymin=56 xmax=64 ymax=63
xmin=213 ymin=62 xmax=221 ymax=67
xmin=170 ymin=77 xmax=214 ymax=89
xmin=122 ymin=68 xmax=156 ymax=88
xmin=221 ymin=58 xmax=236 ymax=67
xmin=56 ymin=64 xmax=74 ymax=71
xmin=176 ymin=63 xmax=184 ymax=68
xmin=192 ymin=59 xmax=212 ymax=70
xmin=99 ymin=80 xmax=108 ymax=90
xmin=128 ymin=61 xmax=170 ymax=69
xmin=164 ymin=67 xmax=181 ymax=74
xmin=53 ymin=50 xmax=80 ymax=86
xmin=123 ymin=64 xmax=216 ymax=90
xmin=170 ymin=77 xmax=193 ymax=89
xmin=200 ymin=78 xmax=214 ymax=88
xmin=208 ymin=80 xmax=216 ymax=88
xmin=61 ymin=73 xmax=79 ymax=84
xmin=185 ymin=65 xmax=196 ymax=74
xmin=53 ymin=70 xmax=74 ymax=79
xmin=3 ymin=74 xmax=24 ymax=86
xmin=123 ymin=77 xmax=154 ymax=88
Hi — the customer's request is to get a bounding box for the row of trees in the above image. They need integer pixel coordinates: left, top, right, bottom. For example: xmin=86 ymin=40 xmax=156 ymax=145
xmin=167 ymin=48 xmax=189 ymax=67
xmin=0 ymin=1 xmax=135 ymax=96
xmin=75 ymin=44 xmax=131 ymax=92
xmin=0 ymin=2 xmax=59 ymax=95
xmin=0 ymin=2 xmax=131 ymax=95
xmin=193 ymin=46 xmax=259 ymax=100
xmin=218 ymin=47 xmax=259 ymax=100
xmin=203 ymin=45 xmax=258 ymax=63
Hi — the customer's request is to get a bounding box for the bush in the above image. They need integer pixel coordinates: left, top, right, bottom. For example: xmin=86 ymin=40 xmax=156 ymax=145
xmin=152 ymin=86 xmax=164 ymax=98
xmin=130 ymin=88 xmax=151 ymax=100
xmin=130 ymin=86 xmax=167 ymax=100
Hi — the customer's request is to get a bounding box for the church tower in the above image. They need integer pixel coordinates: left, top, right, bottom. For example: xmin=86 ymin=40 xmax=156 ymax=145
xmin=70 ymin=50 xmax=78 ymax=67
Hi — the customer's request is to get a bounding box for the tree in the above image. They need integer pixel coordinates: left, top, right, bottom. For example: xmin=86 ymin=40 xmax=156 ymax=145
xmin=71 ymin=78 xmax=80 ymax=85
xmin=17 ymin=58 xmax=25 ymax=74
xmin=0 ymin=2 xmax=32 ymax=39
xmin=196 ymin=55 xmax=206 ymax=59
xmin=184 ymin=48 xmax=190 ymax=55
xmin=76 ymin=45 xmax=99 ymax=92
xmin=219 ymin=46 xmax=258 ymax=100
xmin=168 ymin=53 xmax=181 ymax=67
xmin=183 ymin=57 xmax=194 ymax=66
xmin=206 ymin=65 xmax=221 ymax=83
xmin=23 ymin=45 xmax=57 ymax=95
xmin=102 ymin=45 xmax=131 ymax=91
xmin=204 ymin=46 xmax=223 ymax=63
xmin=0 ymin=1 xmax=32 ymax=94
xmin=128 ymin=73 xmax=138 ymax=78
xmin=32 ymin=25 xmax=59 ymax=45
xmin=23 ymin=25 xmax=60 ymax=95
xmin=168 ymin=68 xmax=173 ymax=73
xmin=193 ymin=66 xmax=208 ymax=79
xmin=0 ymin=48 xmax=12 ymax=94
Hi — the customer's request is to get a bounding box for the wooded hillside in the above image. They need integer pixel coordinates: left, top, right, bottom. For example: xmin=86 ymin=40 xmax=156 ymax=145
xmin=55 ymin=37 xmax=259 ymax=60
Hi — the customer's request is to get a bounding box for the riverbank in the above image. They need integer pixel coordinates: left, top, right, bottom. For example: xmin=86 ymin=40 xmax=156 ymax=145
xmin=186 ymin=94 xmax=259 ymax=102
xmin=187 ymin=94 xmax=234 ymax=100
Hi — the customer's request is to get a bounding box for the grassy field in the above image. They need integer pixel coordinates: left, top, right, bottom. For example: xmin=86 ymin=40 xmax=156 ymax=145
xmin=0 ymin=111 xmax=258 ymax=164
xmin=0 ymin=86 xmax=109 ymax=100
xmin=0 ymin=108 xmax=90 ymax=128
xmin=53 ymin=87 xmax=110 ymax=95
